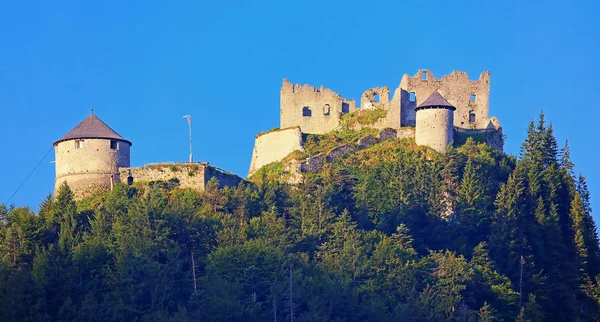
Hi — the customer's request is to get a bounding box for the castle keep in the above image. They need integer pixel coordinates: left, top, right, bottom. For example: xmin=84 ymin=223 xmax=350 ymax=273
xmin=54 ymin=114 xmax=242 ymax=200
xmin=250 ymin=69 xmax=503 ymax=176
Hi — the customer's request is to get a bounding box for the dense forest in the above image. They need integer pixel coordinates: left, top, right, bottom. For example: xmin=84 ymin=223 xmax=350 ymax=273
xmin=1 ymin=113 xmax=600 ymax=321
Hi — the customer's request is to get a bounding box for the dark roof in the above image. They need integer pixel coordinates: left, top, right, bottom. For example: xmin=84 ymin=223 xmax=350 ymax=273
xmin=415 ymin=91 xmax=456 ymax=111
xmin=54 ymin=114 xmax=132 ymax=146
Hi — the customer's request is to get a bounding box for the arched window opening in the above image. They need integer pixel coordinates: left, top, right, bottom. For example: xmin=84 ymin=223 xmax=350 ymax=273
xmin=469 ymin=111 xmax=476 ymax=123
xmin=409 ymin=92 xmax=416 ymax=102
xmin=302 ymin=106 xmax=312 ymax=117
xmin=422 ymin=71 xmax=427 ymax=80
xmin=374 ymin=94 xmax=380 ymax=102
xmin=470 ymin=93 xmax=477 ymax=101
xmin=323 ymin=104 xmax=330 ymax=116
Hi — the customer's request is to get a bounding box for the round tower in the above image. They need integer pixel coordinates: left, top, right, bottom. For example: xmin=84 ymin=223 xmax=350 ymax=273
xmin=415 ymin=90 xmax=456 ymax=152
xmin=53 ymin=113 xmax=131 ymax=200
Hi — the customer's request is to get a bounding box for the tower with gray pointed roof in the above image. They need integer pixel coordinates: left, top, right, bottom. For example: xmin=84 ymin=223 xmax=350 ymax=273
xmin=53 ymin=113 xmax=131 ymax=199
xmin=414 ymin=90 xmax=456 ymax=152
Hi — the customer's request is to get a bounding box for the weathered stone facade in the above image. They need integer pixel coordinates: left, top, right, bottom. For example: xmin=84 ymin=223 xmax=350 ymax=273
xmin=415 ymin=108 xmax=455 ymax=153
xmin=248 ymin=127 xmax=304 ymax=176
xmin=400 ymin=70 xmax=492 ymax=129
xmin=280 ymin=79 xmax=357 ymax=134
xmin=279 ymin=69 xmax=498 ymax=133
xmin=119 ymin=163 xmax=243 ymax=190
xmin=250 ymin=69 xmax=503 ymax=175
xmin=54 ymin=138 xmax=130 ymax=200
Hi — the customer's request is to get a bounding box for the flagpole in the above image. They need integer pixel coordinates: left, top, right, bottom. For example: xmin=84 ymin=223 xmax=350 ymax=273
xmin=183 ymin=115 xmax=193 ymax=163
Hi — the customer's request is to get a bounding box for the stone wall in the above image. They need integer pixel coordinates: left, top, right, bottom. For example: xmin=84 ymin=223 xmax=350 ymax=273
xmin=280 ymin=79 xmax=357 ymax=134
xmin=280 ymin=69 xmax=498 ymax=134
xmin=248 ymin=127 xmax=304 ymax=177
xmin=360 ymin=86 xmax=402 ymax=129
xmin=396 ymin=127 xmax=416 ymax=140
xmin=400 ymin=69 xmax=492 ymax=129
xmin=54 ymin=138 xmax=130 ymax=199
xmin=455 ymin=128 xmax=504 ymax=152
xmin=119 ymin=163 xmax=243 ymax=191
xmin=415 ymin=108 xmax=454 ymax=152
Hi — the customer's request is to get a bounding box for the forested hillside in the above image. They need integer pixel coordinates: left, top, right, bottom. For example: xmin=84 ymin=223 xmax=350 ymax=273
xmin=1 ymin=114 xmax=599 ymax=321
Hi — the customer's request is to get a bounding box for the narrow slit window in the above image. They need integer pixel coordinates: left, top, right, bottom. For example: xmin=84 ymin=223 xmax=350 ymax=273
xmin=469 ymin=111 xmax=476 ymax=123
xmin=323 ymin=104 xmax=330 ymax=116
xmin=409 ymin=92 xmax=416 ymax=102
xmin=110 ymin=140 xmax=118 ymax=150
xmin=302 ymin=106 xmax=312 ymax=117
xmin=75 ymin=140 xmax=85 ymax=149
xmin=422 ymin=71 xmax=427 ymax=80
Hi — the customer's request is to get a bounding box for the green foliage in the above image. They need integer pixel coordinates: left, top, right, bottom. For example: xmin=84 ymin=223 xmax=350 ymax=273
xmin=188 ymin=164 xmax=199 ymax=176
xmin=340 ymin=108 xmax=387 ymax=129
xmin=0 ymin=112 xmax=598 ymax=321
xmin=302 ymin=127 xmax=378 ymax=157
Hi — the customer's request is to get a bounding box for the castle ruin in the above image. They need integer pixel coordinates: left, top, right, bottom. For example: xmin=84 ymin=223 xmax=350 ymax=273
xmin=250 ymin=69 xmax=503 ymax=176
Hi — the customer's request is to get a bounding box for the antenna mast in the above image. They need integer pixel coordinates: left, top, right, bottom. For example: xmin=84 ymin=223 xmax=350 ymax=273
xmin=183 ymin=115 xmax=193 ymax=163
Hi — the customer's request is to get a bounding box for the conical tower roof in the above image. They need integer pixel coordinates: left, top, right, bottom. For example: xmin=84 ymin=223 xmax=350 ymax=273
xmin=53 ymin=114 xmax=132 ymax=146
xmin=415 ymin=91 xmax=456 ymax=111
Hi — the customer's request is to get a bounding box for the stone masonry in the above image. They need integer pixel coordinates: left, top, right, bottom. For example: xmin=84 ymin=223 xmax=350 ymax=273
xmin=119 ymin=163 xmax=243 ymax=191
xmin=280 ymin=69 xmax=499 ymax=133
xmin=250 ymin=69 xmax=503 ymax=175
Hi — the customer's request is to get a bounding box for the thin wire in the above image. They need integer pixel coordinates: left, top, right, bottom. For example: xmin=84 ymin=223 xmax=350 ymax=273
xmin=5 ymin=147 xmax=54 ymax=205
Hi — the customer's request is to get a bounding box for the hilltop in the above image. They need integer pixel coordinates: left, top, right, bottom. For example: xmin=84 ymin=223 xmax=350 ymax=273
xmin=1 ymin=113 xmax=599 ymax=321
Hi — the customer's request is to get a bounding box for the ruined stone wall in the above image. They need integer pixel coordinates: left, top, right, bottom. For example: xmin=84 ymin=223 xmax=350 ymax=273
xmin=248 ymin=127 xmax=304 ymax=177
xmin=119 ymin=163 xmax=243 ymax=190
xmin=455 ymin=128 xmax=504 ymax=152
xmin=400 ymin=70 xmax=492 ymax=129
xmin=415 ymin=108 xmax=454 ymax=152
xmin=54 ymin=138 xmax=130 ymax=199
xmin=280 ymin=79 xmax=357 ymax=134
xmin=359 ymin=86 xmax=402 ymax=129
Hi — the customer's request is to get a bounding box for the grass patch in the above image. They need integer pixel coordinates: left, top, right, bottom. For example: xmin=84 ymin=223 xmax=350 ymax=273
xmin=248 ymin=161 xmax=287 ymax=183
xmin=454 ymin=130 xmax=494 ymax=146
xmin=188 ymin=164 xmax=199 ymax=176
xmin=302 ymin=128 xmax=378 ymax=157
xmin=340 ymin=108 xmax=387 ymax=129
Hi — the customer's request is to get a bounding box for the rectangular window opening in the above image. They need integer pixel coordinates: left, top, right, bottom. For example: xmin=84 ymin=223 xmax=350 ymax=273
xmin=110 ymin=140 xmax=118 ymax=150
xmin=409 ymin=92 xmax=416 ymax=102
xmin=75 ymin=140 xmax=85 ymax=149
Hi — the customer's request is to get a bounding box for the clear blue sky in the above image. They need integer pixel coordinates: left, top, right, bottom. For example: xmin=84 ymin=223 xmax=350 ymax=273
xmin=1 ymin=0 xmax=599 ymax=222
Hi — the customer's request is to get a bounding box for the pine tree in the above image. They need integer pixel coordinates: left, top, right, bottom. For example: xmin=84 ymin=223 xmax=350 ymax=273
xmin=576 ymin=175 xmax=600 ymax=278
